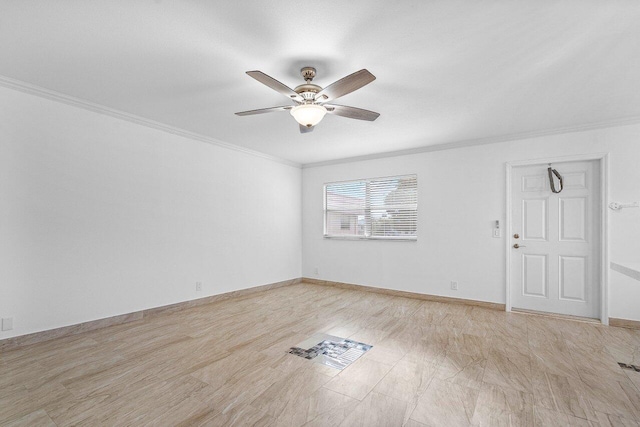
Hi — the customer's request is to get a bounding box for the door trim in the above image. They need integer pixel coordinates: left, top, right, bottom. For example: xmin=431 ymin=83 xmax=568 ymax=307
xmin=505 ymin=153 xmax=609 ymax=324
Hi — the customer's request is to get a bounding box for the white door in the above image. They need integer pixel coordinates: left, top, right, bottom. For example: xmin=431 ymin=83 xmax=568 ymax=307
xmin=510 ymin=160 xmax=600 ymax=318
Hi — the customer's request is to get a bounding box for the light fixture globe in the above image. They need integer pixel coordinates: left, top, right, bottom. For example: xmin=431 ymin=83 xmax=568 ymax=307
xmin=290 ymin=104 xmax=327 ymax=127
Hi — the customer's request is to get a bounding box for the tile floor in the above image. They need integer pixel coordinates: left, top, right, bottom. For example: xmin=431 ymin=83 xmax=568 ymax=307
xmin=1 ymin=282 xmax=639 ymax=426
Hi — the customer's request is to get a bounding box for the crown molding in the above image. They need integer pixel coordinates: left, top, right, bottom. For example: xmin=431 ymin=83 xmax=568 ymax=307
xmin=302 ymin=115 xmax=640 ymax=168
xmin=4 ymin=74 xmax=639 ymax=170
xmin=0 ymin=75 xmax=301 ymax=169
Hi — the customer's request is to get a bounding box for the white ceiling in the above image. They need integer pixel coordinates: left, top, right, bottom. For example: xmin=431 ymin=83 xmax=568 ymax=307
xmin=2 ymin=1 xmax=640 ymax=165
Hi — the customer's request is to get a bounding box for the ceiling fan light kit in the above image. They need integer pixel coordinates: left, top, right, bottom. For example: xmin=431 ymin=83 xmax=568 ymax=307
xmin=290 ymin=104 xmax=327 ymax=127
xmin=236 ymin=66 xmax=379 ymax=133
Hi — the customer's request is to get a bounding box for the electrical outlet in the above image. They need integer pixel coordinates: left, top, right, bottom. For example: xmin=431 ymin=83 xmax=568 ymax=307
xmin=195 ymin=282 xmax=202 ymax=292
xmin=2 ymin=317 xmax=13 ymax=331
xmin=314 ymin=267 xmax=319 ymax=276
xmin=450 ymin=281 xmax=458 ymax=291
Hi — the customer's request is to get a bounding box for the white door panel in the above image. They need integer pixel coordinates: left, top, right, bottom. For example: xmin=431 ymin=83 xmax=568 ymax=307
xmin=510 ymin=161 xmax=600 ymax=318
xmin=562 ymin=172 xmax=587 ymax=190
xmin=559 ymin=197 xmax=587 ymax=242
xmin=523 ymin=198 xmax=548 ymax=241
xmin=522 ymin=174 xmax=547 ymax=192
xmin=522 ymin=254 xmax=547 ymax=298
xmin=559 ymin=256 xmax=587 ymax=302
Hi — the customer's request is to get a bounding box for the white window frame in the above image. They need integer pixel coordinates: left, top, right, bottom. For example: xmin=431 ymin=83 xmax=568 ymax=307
xmin=323 ymin=174 xmax=418 ymax=241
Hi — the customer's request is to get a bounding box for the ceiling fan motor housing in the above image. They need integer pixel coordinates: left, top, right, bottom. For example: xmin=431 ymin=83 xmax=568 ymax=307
xmin=296 ymin=67 xmax=322 ymax=102
xmin=294 ymin=83 xmax=322 ymax=101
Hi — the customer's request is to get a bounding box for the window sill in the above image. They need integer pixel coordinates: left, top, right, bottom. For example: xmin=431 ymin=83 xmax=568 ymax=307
xmin=323 ymin=235 xmax=417 ymax=241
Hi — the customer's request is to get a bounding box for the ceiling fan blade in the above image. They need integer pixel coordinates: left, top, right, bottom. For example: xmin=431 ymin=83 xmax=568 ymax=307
xmin=246 ymin=71 xmax=303 ymax=102
xmin=299 ymin=124 xmax=314 ymax=134
xmin=315 ymin=69 xmax=376 ymax=102
xmin=324 ymin=104 xmax=380 ymax=121
xmin=235 ymin=106 xmax=292 ymax=116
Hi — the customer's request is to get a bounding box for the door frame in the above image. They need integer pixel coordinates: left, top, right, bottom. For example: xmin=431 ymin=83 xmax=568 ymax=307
xmin=505 ymin=153 xmax=609 ymax=324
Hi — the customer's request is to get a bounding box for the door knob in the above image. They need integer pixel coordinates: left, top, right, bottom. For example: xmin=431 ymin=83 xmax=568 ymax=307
xmin=513 ymin=244 xmax=526 ymax=249
xmin=513 ymin=233 xmax=519 ymax=239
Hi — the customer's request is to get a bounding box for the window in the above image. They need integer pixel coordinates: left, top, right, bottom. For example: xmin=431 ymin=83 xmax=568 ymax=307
xmin=340 ymin=216 xmax=351 ymax=230
xmin=324 ymin=174 xmax=417 ymax=240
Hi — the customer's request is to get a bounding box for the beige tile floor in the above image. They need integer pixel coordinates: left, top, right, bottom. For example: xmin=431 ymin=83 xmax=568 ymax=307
xmin=1 ymin=282 xmax=639 ymax=426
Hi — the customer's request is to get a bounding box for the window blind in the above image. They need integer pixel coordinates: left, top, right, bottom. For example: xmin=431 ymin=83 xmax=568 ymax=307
xmin=324 ymin=174 xmax=417 ymax=240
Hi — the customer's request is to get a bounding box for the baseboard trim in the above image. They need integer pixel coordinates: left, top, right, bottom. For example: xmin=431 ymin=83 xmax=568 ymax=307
xmin=5 ymin=277 xmax=634 ymax=351
xmin=0 ymin=311 xmax=145 ymax=352
xmin=302 ymin=278 xmax=506 ymax=311
xmin=0 ymin=278 xmax=300 ymax=352
xmin=610 ymin=317 xmax=640 ymax=330
xmin=142 ymin=278 xmax=300 ymax=318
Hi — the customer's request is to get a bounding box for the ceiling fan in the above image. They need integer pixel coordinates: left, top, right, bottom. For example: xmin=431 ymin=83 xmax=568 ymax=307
xmin=235 ymin=67 xmax=380 ymax=133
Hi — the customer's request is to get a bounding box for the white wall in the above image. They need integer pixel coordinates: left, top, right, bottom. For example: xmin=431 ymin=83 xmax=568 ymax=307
xmin=302 ymin=124 xmax=640 ymax=321
xmin=0 ymin=87 xmax=302 ymax=339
